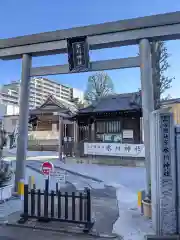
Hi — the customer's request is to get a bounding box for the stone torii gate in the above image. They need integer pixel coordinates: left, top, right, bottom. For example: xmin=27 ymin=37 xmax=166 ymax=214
xmin=0 ymin=11 xmax=180 ymax=194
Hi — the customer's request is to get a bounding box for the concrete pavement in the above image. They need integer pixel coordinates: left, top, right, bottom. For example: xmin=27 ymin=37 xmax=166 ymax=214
xmin=26 ymin=160 xmax=117 ymax=199
xmin=0 ymin=164 xmax=118 ymax=237
xmin=0 ymin=225 xmax=119 ymax=240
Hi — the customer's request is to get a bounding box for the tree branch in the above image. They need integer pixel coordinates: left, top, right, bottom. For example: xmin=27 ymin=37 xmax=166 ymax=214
xmin=152 ymin=41 xmax=174 ymax=109
xmin=84 ymin=72 xmax=114 ymax=103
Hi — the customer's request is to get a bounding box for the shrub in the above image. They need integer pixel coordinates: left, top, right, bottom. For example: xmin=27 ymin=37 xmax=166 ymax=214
xmin=0 ymin=129 xmax=14 ymax=188
xmin=0 ymin=160 xmax=13 ymax=188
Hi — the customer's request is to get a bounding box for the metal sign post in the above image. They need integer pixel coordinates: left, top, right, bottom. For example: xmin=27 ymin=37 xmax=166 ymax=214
xmin=41 ymin=161 xmax=54 ymax=191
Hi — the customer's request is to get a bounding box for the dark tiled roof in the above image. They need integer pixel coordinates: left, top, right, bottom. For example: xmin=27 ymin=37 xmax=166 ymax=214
xmin=161 ymin=98 xmax=180 ymax=105
xmin=79 ymin=92 xmax=141 ymax=113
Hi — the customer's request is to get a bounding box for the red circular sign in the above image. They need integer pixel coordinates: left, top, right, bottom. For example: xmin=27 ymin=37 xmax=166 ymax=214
xmin=41 ymin=161 xmax=53 ymax=175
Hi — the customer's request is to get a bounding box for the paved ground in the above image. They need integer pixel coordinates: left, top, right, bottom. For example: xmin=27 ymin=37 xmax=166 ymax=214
xmin=1 ymin=160 xmax=118 ymax=237
xmin=4 ymin=194 xmax=118 ymax=237
xmin=25 ymin=161 xmax=119 ymax=236
xmin=0 ymin=225 xmax=119 ymax=240
xmin=5 ymin=150 xmax=146 ymax=192
xmin=24 ymin=160 xmax=117 ymax=199
xmin=3 ymin=151 xmax=154 ymax=239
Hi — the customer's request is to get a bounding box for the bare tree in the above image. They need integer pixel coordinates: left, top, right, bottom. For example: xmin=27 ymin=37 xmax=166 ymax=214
xmin=84 ymin=72 xmax=114 ymax=104
xmin=151 ymin=41 xmax=174 ymax=109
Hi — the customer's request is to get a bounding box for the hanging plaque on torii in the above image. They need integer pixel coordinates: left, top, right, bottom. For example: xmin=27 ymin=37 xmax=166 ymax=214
xmin=67 ymin=36 xmax=90 ymax=72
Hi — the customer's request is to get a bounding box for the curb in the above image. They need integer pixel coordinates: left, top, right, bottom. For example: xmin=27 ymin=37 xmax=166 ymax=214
xmin=23 ymin=157 xmax=143 ymax=185
xmin=6 ymin=222 xmax=86 ymax=235
xmin=27 ymin=159 xmax=104 ymax=184
xmin=6 ymin=222 xmax=117 ymax=239
xmin=55 ymin=165 xmax=103 ymax=183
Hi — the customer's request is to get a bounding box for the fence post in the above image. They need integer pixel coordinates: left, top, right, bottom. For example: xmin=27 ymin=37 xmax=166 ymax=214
xmin=56 ymin=182 xmax=58 ymax=193
xmin=28 ymin=176 xmax=35 ymax=190
xmin=50 ymin=190 xmax=55 ymax=218
xmin=24 ymin=184 xmax=29 ymax=220
xmin=57 ymin=191 xmax=61 ymax=218
xmin=83 ymin=188 xmax=88 ymax=222
xmin=86 ymin=188 xmax=91 ymax=223
xmin=37 ymin=189 xmax=41 ymax=217
xmin=43 ymin=178 xmax=49 ymax=222
xmin=18 ymin=184 xmax=29 ymax=224
xmin=30 ymin=189 xmax=35 ymax=216
xmin=138 ymin=190 xmax=146 ymax=214
xmin=83 ymin=188 xmax=93 ymax=233
xmin=79 ymin=192 xmax=83 ymax=222
xmin=72 ymin=192 xmax=75 ymax=221
xmin=65 ymin=192 xmax=68 ymax=220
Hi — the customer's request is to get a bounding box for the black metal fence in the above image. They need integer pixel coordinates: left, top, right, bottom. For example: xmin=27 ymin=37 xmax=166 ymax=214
xmin=19 ymin=180 xmax=94 ymax=233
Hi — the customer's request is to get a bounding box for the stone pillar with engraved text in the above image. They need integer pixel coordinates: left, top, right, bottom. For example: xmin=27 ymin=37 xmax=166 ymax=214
xmin=150 ymin=109 xmax=177 ymax=235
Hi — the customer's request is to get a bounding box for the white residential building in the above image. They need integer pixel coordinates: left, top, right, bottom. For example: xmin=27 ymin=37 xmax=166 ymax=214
xmin=72 ymin=88 xmax=85 ymax=102
xmin=28 ymin=77 xmax=73 ymax=108
xmin=0 ymin=83 xmax=19 ymax=105
xmin=0 ymin=78 xmax=84 ymax=134
xmin=0 ymin=102 xmax=19 ymax=133
xmin=1 ymin=77 xmax=84 ymax=109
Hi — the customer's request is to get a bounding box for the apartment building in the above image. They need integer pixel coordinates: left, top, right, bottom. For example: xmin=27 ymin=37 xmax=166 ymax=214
xmin=29 ymin=77 xmax=74 ymax=108
xmin=1 ymin=77 xmax=84 ymax=109
xmin=0 ymin=82 xmax=19 ymax=105
xmin=72 ymin=88 xmax=85 ymax=102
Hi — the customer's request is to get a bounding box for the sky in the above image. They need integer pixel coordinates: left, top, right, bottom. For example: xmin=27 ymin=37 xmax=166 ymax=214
xmin=0 ymin=0 xmax=180 ymax=97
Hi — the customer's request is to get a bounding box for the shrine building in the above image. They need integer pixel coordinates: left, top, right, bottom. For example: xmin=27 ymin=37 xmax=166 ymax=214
xmin=28 ymin=92 xmax=144 ymax=159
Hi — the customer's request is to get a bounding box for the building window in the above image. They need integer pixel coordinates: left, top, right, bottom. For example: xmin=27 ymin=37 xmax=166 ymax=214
xmin=61 ymin=89 xmax=70 ymax=94
xmin=96 ymin=120 xmax=121 ymax=133
xmin=96 ymin=120 xmax=122 ymax=143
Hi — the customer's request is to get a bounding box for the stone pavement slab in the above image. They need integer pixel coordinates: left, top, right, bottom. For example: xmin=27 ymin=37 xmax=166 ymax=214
xmin=0 ymin=198 xmax=22 ymax=222
xmin=91 ymin=197 xmax=118 ymax=236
